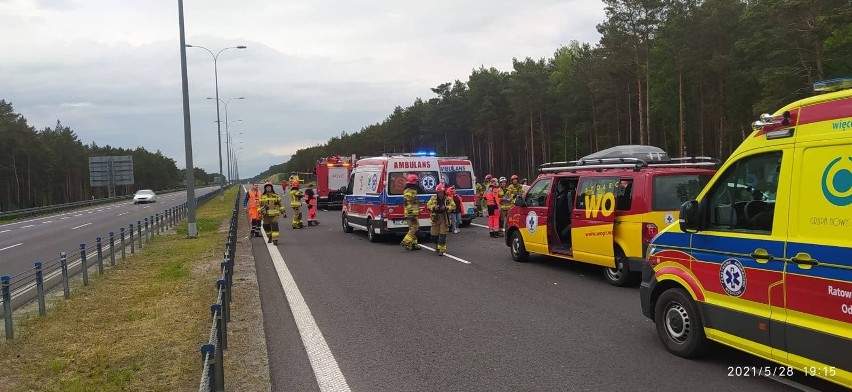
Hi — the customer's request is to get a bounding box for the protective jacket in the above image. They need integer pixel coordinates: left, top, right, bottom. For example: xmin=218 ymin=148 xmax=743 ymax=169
xmin=244 ymin=188 xmax=262 ymax=220
xmin=403 ymin=186 xmax=419 ymax=218
xmin=259 ymin=193 xmax=284 ymax=218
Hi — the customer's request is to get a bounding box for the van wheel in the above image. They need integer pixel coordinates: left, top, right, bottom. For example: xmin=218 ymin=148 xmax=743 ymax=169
xmin=603 ymin=253 xmax=631 ymax=287
xmin=342 ymin=214 xmax=354 ymax=233
xmin=510 ymin=231 xmax=529 ymax=262
xmin=654 ymin=288 xmax=708 ymax=358
xmin=366 ymin=219 xmax=380 ymax=242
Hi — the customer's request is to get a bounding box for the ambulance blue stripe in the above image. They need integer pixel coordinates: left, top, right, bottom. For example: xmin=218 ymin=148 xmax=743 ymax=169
xmin=652 ymin=231 xmax=691 ymax=248
xmin=786 ymin=242 xmax=852 ymax=281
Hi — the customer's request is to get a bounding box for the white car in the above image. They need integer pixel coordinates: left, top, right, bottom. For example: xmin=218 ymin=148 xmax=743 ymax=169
xmin=133 ymin=190 xmax=157 ymax=204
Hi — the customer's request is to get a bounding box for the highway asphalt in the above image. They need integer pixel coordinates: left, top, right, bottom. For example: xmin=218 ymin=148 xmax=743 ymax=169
xmin=0 ymin=186 xmax=218 ymax=304
xmin=251 ymin=204 xmax=848 ymax=392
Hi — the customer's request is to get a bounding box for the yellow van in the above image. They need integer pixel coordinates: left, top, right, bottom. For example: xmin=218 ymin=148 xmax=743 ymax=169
xmin=640 ymin=78 xmax=852 ymax=388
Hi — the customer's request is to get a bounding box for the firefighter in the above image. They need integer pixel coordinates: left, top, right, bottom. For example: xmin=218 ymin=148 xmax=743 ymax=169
xmin=401 ymin=174 xmax=421 ymax=251
xmin=304 ymin=188 xmax=319 ymax=226
xmin=289 ymin=179 xmax=305 ymax=229
xmin=498 ymin=176 xmax=512 ymax=236
xmin=243 ymin=182 xmax=262 ymax=237
xmin=477 ymin=174 xmax=492 ymax=217
xmin=484 ymin=178 xmax=500 ymax=237
xmin=427 ymin=183 xmax=456 ymax=256
xmin=509 ymin=175 xmax=523 ymax=198
xmin=259 ymin=181 xmax=286 ymax=244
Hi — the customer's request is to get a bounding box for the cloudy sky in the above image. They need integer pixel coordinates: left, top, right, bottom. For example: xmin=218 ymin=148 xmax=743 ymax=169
xmin=0 ymin=0 xmax=605 ymax=177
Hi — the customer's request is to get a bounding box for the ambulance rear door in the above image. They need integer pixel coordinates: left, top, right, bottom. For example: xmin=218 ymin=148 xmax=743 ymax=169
xmin=571 ymin=176 xmax=619 ymax=267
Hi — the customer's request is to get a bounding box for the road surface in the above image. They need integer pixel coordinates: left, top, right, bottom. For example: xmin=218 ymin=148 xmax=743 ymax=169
xmin=251 ymin=205 xmax=848 ymax=392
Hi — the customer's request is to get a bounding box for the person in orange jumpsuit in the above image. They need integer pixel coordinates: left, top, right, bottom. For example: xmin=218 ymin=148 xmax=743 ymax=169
xmin=243 ymin=182 xmax=262 ymax=237
xmin=304 ymin=188 xmax=319 ymax=226
xmin=484 ymin=178 xmax=501 ymax=237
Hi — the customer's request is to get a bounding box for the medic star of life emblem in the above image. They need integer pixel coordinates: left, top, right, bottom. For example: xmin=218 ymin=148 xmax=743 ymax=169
xmin=526 ymin=211 xmax=538 ymax=234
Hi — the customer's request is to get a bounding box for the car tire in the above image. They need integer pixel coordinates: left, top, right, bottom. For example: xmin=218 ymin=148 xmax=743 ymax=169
xmin=603 ymin=252 xmax=631 ymax=287
xmin=366 ymin=219 xmax=380 ymax=242
xmin=654 ymin=288 xmax=709 ymax=358
xmin=460 ymin=220 xmax=471 ymax=227
xmin=510 ymin=231 xmax=529 ymax=262
xmin=342 ymin=213 xmax=354 ymax=233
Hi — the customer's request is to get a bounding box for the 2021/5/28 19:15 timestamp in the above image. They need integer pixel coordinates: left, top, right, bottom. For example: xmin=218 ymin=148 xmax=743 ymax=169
xmin=728 ymin=366 xmax=795 ymax=377
xmin=800 ymin=366 xmax=837 ymax=378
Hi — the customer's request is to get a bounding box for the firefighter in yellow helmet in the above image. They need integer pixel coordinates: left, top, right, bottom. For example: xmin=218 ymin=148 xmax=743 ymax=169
xmin=400 ymin=174 xmax=421 ymax=251
xmin=427 ymin=183 xmax=456 ymax=256
xmin=289 ymin=178 xmax=305 ymax=229
xmin=259 ymin=181 xmax=286 ymax=244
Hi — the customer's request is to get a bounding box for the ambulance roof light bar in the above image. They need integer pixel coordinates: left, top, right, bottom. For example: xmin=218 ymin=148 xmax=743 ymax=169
xmin=813 ymin=77 xmax=852 ymax=93
xmin=539 ymin=156 xmax=719 ymax=173
xmin=382 ymin=151 xmax=437 ymax=157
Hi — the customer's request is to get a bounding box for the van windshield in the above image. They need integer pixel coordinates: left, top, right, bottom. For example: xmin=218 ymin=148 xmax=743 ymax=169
xmin=441 ymin=171 xmax=474 ymax=189
xmin=387 ymin=171 xmax=441 ymax=195
xmin=652 ymin=174 xmax=712 ymax=211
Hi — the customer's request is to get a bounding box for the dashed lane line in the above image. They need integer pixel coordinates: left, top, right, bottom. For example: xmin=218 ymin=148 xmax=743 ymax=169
xmin=117 ymin=212 xmax=130 ymax=216
xmin=20 ymin=225 xmax=34 ymax=229
xmin=0 ymin=243 xmax=23 ymax=252
xmin=261 ymin=227 xmax=351 ymax=392
xmin=70 ymin=223 xmax=92 ymax=230
xmin=417 ymin=244 xmax=472 ymax=264
xmin=0 ymin=229 xmax=10 ymax=234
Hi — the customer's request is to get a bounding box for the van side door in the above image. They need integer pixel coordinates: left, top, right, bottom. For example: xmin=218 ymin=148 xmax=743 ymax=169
xmin=690 ymin=149 xmax=789 ymax=361
xmin=784 ymin=136 xmax=852 ymax=374
xmin=571 ymin=176 xmax=619 ymax=267
xmin=518 ymin=177 xmax=553 ymax=254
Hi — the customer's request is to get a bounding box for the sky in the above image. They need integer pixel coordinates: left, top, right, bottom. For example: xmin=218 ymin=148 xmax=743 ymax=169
xmin=0 ymin=0 xmax=606 ymax=178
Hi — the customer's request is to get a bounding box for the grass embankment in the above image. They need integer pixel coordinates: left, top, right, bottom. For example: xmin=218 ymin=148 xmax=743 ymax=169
xmin=0 ymin=189 xmax=236 ymax=391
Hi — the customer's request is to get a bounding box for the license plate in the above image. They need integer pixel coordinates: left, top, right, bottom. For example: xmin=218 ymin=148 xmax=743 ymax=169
xmin=392 ymin=219 xmax=407 ymax=225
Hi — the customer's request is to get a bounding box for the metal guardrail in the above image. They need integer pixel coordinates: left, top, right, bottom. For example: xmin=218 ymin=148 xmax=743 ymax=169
xmin=198 ymin=188 xmax=240 ymax=392
xmin=0 ymin=188 xmax=188 ymax=221
xmin=0 ymin=188 xmax=222 ymax=340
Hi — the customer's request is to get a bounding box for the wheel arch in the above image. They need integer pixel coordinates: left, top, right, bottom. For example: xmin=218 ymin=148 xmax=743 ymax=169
xmin=649 ymin=274 xmax=704 ymax=321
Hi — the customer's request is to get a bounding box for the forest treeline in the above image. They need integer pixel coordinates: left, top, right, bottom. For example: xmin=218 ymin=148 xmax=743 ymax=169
xmin=0 ymin=100 xmax=217 ymax=211
xmin=266 ymin=0 xmax=852 ymax=180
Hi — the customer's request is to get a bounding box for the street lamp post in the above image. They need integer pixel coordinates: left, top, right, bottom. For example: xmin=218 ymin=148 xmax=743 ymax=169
xmin=185 ymin=44 xmax=246 ymax=197
xmin=208 ymin=96 xmax=244 ymax=184
xmin=177 ymin=0 xmax=198 ymax=238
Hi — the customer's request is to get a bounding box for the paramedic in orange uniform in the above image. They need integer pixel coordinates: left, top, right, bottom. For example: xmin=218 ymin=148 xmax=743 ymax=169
xmin=243 ymin=182 xmax=262 ymax=237
xmin=485 ymin=178 xmax=501 ymax=237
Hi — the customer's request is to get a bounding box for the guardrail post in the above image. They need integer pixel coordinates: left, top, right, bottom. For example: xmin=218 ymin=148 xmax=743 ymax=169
xmin=80 ymin=243 xmax=89 ymax=286
xmin=109 ymin=232 xmax=116 ymax=266
xmin=129 ymin=224 xmax=135 ymax=254
xmin=2 ymin=275 xmax=12 ymax=339
xmin=144 ymin=217 xmax=149 ymax=242
xmin=218 ymin=276 xmax=230 ymax=324
xmin=60 ymin=252 xmax=70 ymax=299
xmin=137 ymin=221 xmax=142 ymax=250
xmin=96 ymin=237 xmax=104 ymax=275
xmin=212 ymin=304 xmax=225 ymax=390
xmin=159 ymin=213 xmax=163 ymax=234
xmin=201 ymin=344 xmax=216 ymax=392
xmin=35 ymin=261 xmax=46 ymax=316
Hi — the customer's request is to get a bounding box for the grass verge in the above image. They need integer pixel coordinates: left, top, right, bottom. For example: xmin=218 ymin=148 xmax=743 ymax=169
xmin=0 ymin=188 xmax=237 ymax=392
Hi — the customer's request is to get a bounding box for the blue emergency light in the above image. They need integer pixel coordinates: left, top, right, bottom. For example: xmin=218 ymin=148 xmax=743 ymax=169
xmin=814 ymin=77 xmax=852 ymax=92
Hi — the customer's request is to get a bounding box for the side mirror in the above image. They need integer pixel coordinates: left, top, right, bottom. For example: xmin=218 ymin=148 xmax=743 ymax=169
xmin=514 ymin=196 xmax=526 ymax=207
xmin=339 ymin=186 xmax=348 ymax=194
xmin=679 ymin=200 xmax=700 ymax=232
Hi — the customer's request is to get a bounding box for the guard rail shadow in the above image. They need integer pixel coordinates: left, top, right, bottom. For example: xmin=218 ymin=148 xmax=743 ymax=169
xmin=0 ymin=187 xmax=225 ymax=339
xmin=198 ymin=188 xmax=241 ymax=392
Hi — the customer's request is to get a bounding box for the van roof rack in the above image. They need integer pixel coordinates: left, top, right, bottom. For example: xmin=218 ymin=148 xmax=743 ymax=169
xmin=539 ymin=156 xmax=719 ymax=173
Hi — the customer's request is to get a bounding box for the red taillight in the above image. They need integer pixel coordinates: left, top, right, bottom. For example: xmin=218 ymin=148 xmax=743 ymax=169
xmin=642 ymin=223 xmax=658 ymax=245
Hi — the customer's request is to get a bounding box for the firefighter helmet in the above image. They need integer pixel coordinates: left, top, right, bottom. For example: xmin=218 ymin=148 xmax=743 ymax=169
xmin=436 ymin=183 xmax=445 ymax=193
xmin=511 ymin=175 xmax=519 ymax=181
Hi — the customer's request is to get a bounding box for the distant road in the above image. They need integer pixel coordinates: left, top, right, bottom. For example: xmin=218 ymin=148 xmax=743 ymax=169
xmin=0 ymin=187 xmax=218 ymax=283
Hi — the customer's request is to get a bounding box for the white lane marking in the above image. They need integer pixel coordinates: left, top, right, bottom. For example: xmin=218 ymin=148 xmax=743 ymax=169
xmin=0 ymin=243 xmax=23 ymax=252
xmin=43 ymin=220 xmax=53 ymax=224
xmin=470 ymin=222 xmax=489 ymax=229
xmin=20 ymin=224 xmax=34 ymax=229
xmin=418 ymin=244 xmax=472 ymax=264
xmin=0 ymin=229 xmax=10 ymax=234
xmin=765 ymin=375 xmax=821 ymax=392
xmin=71 ymin=223 xmax=92 ymax=230
xmin=73 ymin=214 xmax=82 ymax=217
xmin=117 ymin=212 xmax=130 ymax=216
xmin=261 ymin=228 xmax=351 ymax=392
xmin=60 ymin=217 xmax=69 ymax=220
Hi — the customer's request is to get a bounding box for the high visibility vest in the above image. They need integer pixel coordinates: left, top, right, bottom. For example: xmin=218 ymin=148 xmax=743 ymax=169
xmin=247 ymin=189 xmax=260 ymax=208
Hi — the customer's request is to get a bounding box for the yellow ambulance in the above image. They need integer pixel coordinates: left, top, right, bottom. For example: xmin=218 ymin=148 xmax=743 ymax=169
xmin=640 ymin=78 xmax=852 ymax=388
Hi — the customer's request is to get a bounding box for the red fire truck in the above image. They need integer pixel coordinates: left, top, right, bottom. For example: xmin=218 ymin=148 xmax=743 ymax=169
xmin=315 ymin=155 xmax=352 ymax=209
